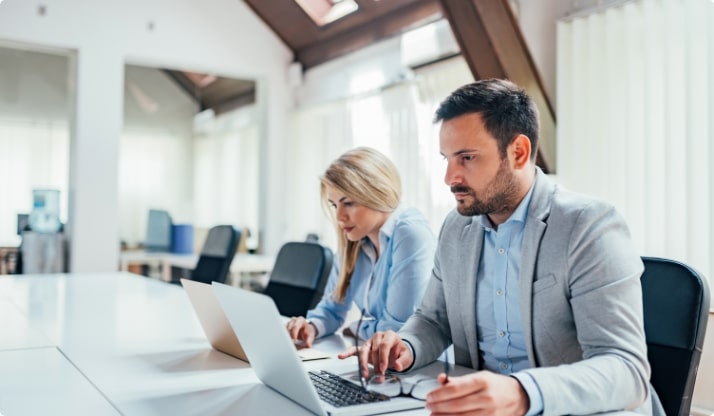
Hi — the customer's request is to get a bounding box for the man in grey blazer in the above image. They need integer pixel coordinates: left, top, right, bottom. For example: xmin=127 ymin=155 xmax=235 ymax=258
xmin=344 ymin=79 xmax=662 ymax=415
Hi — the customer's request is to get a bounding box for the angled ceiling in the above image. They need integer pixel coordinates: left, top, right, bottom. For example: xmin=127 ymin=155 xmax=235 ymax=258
xmin=244 ymin=0 xmax=554 ymax=172
xmin=244 ymin=0 xmax=444 ymax=70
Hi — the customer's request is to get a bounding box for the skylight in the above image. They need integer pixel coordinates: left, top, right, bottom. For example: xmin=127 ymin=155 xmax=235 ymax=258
xmin=295 ymin=0 xmax=359 ymax=26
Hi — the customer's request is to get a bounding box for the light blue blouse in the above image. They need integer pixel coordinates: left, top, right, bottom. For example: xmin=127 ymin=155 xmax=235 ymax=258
xmin=307 ymin=206 xmax=436 ymax=340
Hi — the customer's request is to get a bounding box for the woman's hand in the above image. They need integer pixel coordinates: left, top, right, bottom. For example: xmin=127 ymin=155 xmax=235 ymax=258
xmin=285 ymin=316 xmax=317 ymax=348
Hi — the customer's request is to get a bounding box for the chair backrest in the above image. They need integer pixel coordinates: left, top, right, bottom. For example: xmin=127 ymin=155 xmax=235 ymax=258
xmin=641 ymin=256 xmax=710 ymax=416
xmin=191 ymin=225 xmax=240 ymax=284
xmin=263 ymin=241 xmax=333 ymax=317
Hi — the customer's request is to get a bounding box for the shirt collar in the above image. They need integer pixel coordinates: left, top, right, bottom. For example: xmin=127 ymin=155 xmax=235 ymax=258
xmin=360 ymin=204 xmax=405 ymax=259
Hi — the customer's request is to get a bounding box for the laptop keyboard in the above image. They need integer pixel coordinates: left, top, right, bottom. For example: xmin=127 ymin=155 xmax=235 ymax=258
xmin=308 ymin=370 xmax=391 ymax=408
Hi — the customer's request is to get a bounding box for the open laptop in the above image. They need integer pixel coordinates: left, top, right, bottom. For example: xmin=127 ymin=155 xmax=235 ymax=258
xmin=211 ymin=281 xmax=425 ymax=416
xmin=180 ymin=278 xmax=330 ymax=362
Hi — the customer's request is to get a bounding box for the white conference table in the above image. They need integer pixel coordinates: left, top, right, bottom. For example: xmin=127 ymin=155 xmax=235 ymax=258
xmin=0 ymin=272 xmax=424 ymax=416
xmin=118 ymin=251 xmax=275 ymax=287
xmin=0 ymin=272 xmax=641 ymax=416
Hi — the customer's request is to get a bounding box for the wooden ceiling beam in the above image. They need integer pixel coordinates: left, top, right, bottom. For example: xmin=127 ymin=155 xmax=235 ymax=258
xmin=439 ymin=0 xmax=556 ymax=173
xmin=437 ymin=0 xmax=504 ymax=80
xmin=297 ymin=0 xmax=442 ymax=70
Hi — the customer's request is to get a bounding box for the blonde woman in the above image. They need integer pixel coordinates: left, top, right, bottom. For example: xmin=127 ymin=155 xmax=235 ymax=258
xmin=286 ymin=147 xmax=436 ymax=347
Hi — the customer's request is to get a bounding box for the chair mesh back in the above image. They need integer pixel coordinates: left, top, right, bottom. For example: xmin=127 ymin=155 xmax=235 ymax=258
xmin=192 ymin=256 xmax=230 ymax=284
xmin=264 ymin=242 xmax=333 ymax=317
xmin=191 ymin=226 xmax=239 ymax=284
xmin=641 ymin=257 xmax=710 ymax=416
xmin=265 ymin=283 xmax=319 ymax=317
xmin=201 ymin=226 xmax=238 ymax=257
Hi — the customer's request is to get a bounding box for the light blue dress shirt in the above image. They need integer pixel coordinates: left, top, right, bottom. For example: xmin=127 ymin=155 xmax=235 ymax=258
xmin=307 ymin=206 xmax=436 ymax=340
xmin=476 ymin=183 xmax=544 ymax=415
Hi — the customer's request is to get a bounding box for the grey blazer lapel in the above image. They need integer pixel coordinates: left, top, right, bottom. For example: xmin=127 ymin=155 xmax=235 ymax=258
xmin=519 ymin=169 xmax=553 ymax=366
xmin=458 ymin=217 xmax=483 ymax=369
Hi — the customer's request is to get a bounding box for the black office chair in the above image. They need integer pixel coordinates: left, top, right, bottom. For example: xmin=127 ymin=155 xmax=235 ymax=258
xmin=641 ymin=256 xmax=710 ymax=416
xmin=172 ymin=225 xmax=240 ymax=285
xmin=263 ymin=241 xmax=333 ymax=317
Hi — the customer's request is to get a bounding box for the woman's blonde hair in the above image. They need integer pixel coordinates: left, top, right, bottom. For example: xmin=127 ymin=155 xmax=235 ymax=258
xmin=320 ymin=147 xmax=402 ymax=302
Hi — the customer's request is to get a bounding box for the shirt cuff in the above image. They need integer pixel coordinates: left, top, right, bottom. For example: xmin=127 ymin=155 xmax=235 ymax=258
xmin=510 ymin=372 xmax=544 ymax=416
xmin=347 ymin=319 xmax=361 ymax=340
xmin=307 ymin=319 xmax=325 ymax=339
xmin=397 ymin=339 xmax=417 ymax=373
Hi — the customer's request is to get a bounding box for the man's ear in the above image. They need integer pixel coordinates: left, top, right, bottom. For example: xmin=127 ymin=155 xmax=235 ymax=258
xmin=509 ymin=134 xmax=532 ymax=169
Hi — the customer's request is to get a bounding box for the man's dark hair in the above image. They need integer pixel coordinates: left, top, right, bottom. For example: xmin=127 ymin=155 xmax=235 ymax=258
xmin=434 ymin=79 xmax=540 ymax=160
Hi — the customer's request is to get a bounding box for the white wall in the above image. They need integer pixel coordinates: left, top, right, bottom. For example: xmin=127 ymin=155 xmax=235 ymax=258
xmin=0 ymin=0 xmax=293 ymax=271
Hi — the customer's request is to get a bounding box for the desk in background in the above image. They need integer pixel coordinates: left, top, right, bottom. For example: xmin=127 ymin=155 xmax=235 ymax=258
xmin=119 ymin=251 xmax=275 ymax=287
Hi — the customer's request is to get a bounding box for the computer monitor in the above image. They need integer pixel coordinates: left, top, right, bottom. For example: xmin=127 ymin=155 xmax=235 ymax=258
xmin=144 ymin=209 xmax=172 ymax=252
xmin=16 ymin=213 xmax=29 ymax=235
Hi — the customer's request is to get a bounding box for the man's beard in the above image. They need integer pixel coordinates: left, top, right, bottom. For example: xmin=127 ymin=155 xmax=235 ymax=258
xmin=451 ymin=158 xmax=519 ymax=217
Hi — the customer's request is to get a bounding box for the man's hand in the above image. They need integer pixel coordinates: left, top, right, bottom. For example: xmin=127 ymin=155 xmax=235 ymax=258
xmin=425 ymin=371 xmax=529 ymax=416
xmin=285 ymin=316 xmax=317 ymax=348
xmin=337 ymin=330 xmax=414 ymax=379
